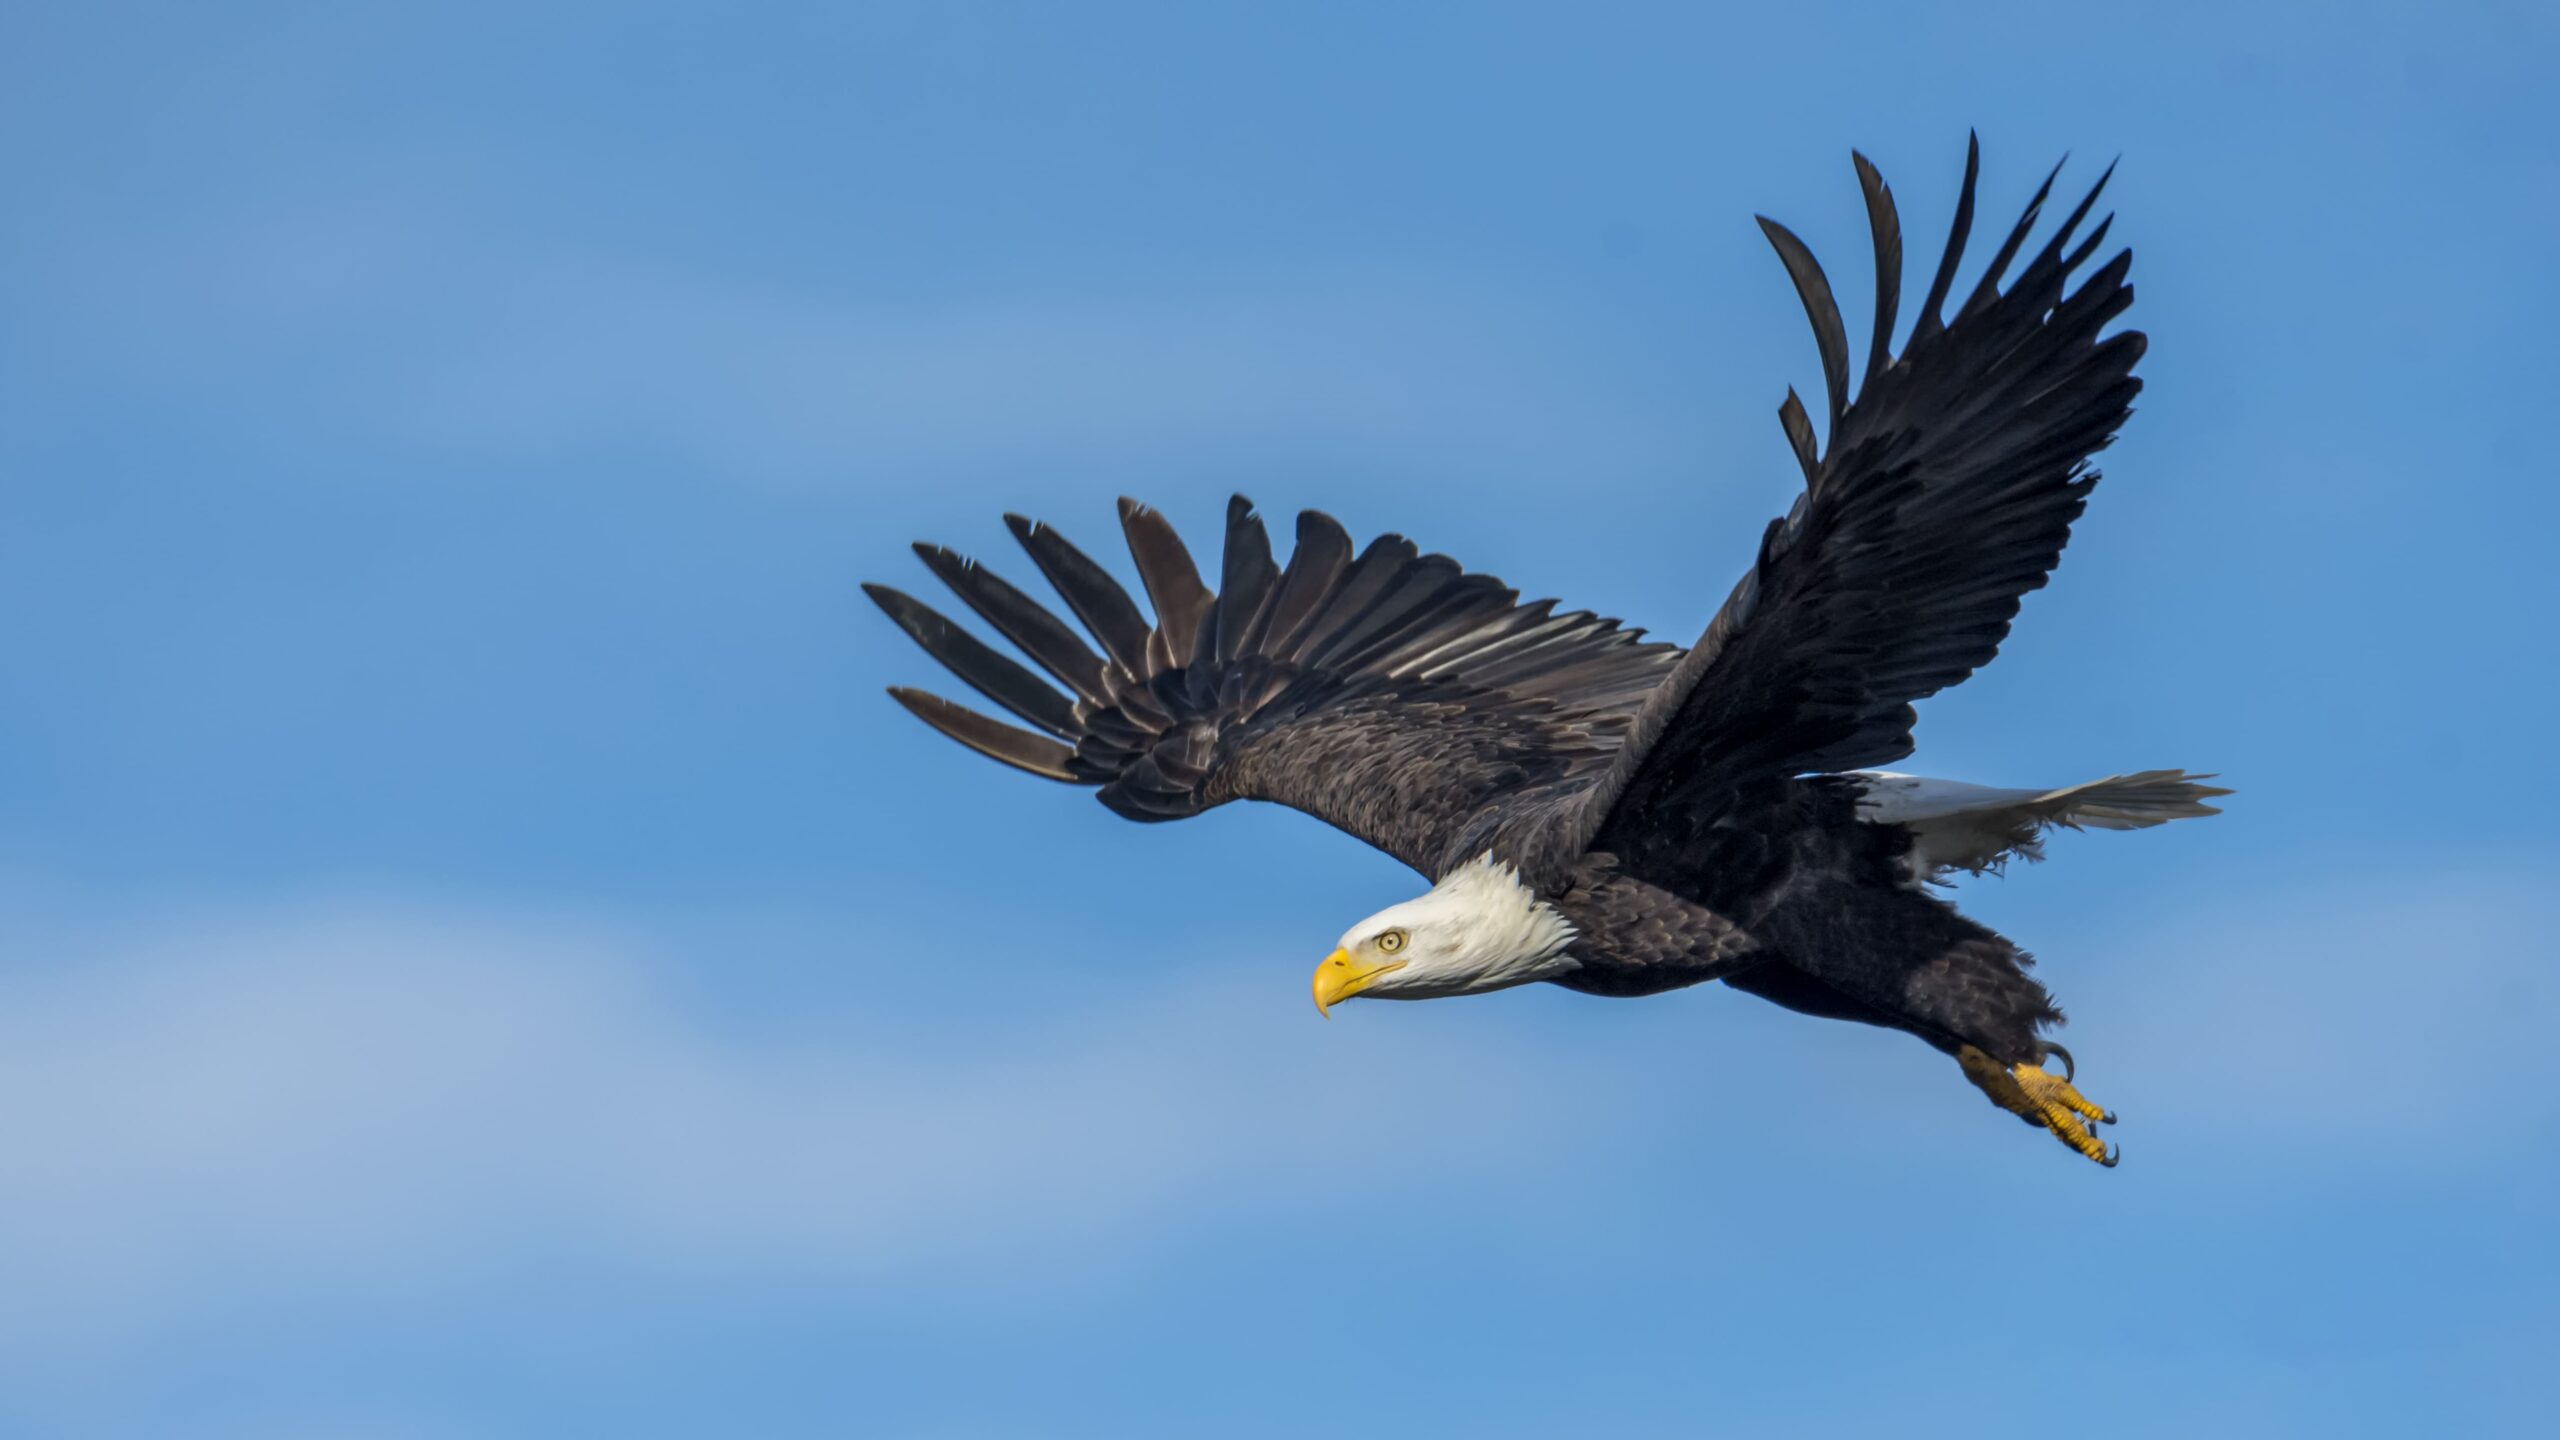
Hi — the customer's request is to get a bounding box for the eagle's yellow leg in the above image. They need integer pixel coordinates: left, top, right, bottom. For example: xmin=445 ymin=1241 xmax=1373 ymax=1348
xmin=1957 ymin=1044 xmax=2118 ymax=1167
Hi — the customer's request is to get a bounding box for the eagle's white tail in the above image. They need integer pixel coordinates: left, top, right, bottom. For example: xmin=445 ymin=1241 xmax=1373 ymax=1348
xmin=2026 ymin=770 xmax=2232 ymax=830
xmin=1851 ymin=768 xmax=2230 ymax=882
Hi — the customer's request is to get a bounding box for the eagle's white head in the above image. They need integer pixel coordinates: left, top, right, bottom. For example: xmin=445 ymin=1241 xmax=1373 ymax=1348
xmin=1311 ymin=853 xmax=1581 ymax=1013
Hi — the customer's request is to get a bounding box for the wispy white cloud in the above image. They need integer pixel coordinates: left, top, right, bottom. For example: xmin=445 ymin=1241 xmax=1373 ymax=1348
xmin=0 ymin=895 xmax=1618 ymax=1352
xmin=1 ymin=864 xmax=2544 ymax=1366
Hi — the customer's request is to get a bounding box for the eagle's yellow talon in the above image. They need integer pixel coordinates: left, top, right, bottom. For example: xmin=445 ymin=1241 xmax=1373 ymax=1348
xmin=1959 ymin=1044 xmax=2122 ymax=1167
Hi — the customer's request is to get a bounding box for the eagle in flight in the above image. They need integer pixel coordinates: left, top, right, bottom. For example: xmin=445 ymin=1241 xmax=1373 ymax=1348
xmin=866 ymin=138 xmax=2226 ymax=1166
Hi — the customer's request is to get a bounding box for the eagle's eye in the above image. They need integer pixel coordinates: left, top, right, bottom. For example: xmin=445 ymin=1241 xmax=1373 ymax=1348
xmin=1375 ymin=928 xmax=1408 ymax=953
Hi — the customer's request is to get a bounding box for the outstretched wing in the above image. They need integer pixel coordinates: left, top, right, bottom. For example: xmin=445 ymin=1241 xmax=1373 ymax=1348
xmin=868 ymin=496 xmax=1679 ymax=876
xmin=1568 ymin=137 xmax=2145 ymax=857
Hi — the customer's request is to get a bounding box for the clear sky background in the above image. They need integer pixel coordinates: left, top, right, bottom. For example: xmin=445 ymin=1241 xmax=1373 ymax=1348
xmin=4 ymin=3 xmax=2556 ymax=1436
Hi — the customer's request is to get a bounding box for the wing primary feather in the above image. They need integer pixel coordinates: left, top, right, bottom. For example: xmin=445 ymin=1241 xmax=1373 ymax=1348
xmin=2034 ymin=157 xmax=2116 ymax=272
xmin=1284 ymin=533 xmax=1419 ymax=666
xmin=1393 ymin=598 xmax=1554 ymax=674
xmin=2061 ymin=214 xmax=2115 ymax=276
xmin=1956 ymin=155 xmax=2063 ymax=322
xmin=1004 ymin=514 xmax=1153 ymax=675
xmin=1215 ymin=494 xmax=1278 ymax=663
xmin=1777 ymin=386 xmax=1820 ymax=483
xmin=1302 ymin=552 xmax=1459 ymax=670
xmin=1757 ymin=215 xmax=1851 ymax=428
xmin=1183 ymin=596 xmax=1223 ymax=708
xmin=1326 ymin=567 xmax=1506 ymax=675
xmin=911 ymin=543 xmax=1111 ymax=706
xmin=863 ymin=583 xmax=1079 ymax=738
xmin=2058 ymin=213 xmax=2119 ymax=279
xmin=1117 ymin=498 xmax=1213 ymax=670
xmin=886 ymin=686 xmax=1084 ymax=782
xmin=1911 ymin=131 xmax=1981 ymax=345
xmin=1252 ymin=509 xmax=1355 ymax=658
xmin=1852 ymin=151 xmax=1902 ymax=384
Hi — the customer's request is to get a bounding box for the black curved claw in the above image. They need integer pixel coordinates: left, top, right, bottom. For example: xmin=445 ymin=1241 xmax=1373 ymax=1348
xmin=2100 ymin=1108 xmax=2119 ymax=1126
xmin=2043 ymin=1041 xmax=2076 ymax=1082
xmin=2098 ymin=1142 xmax=2121 ymax=1168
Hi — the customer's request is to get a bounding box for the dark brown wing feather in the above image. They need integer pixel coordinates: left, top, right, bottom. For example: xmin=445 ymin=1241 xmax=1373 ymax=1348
xmin=871 ymin=495 xmax=1678 ymax=876
xmin=1561 ymin=138 xmax=2144 ymax=865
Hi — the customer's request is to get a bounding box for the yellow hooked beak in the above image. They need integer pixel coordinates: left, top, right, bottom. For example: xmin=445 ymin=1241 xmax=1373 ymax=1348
xmin=1312 ymin=947 xmax=1406 ymax=1017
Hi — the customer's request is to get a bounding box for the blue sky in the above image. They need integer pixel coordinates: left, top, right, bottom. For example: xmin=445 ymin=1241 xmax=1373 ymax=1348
xmin=3 ymin=2 xmax=2556 ymax=1435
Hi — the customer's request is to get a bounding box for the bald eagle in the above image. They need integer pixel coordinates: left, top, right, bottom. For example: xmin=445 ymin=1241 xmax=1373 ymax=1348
xmin=866 ymin=139 xmax=2226 ymax=1167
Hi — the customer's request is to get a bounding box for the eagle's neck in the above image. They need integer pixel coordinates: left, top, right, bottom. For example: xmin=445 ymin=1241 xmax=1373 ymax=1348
xmin=1425 ymin=853 xmax=1581 ymax=990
